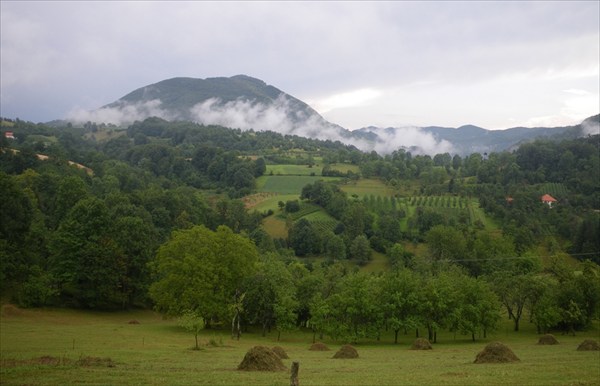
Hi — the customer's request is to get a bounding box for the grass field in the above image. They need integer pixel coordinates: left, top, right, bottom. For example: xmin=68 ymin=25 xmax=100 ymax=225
xmin=340 ymin=179 xmax=396 ymax=198
xmin=1 ymin=306 xmax=599 ymax=385
xmin=266 ymin=164 xmax=321 ymax=176
xmin=257 ymin=176 xmax=342 ymax=195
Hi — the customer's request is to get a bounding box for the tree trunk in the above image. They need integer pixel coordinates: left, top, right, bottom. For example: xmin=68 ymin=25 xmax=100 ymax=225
xmin=277 ymin=330 xmax=281 ymax=342
xmin=433 ymin=331 xmax=437 ymax=343
xmin=471 ymin=332 xmax=475 ymax=342
xmin=416 ymin=328 xmax=419 ymax=338
xmin=394 ymin=329 xmax=399 ymax=344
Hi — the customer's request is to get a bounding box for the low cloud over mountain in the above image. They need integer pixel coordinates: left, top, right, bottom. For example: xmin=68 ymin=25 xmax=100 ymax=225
xmin=66 ymin=75 xmax=598 ymax=155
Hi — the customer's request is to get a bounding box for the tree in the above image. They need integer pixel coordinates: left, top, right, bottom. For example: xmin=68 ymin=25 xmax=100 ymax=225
xmin=288 ymin=219 xmax=321 ymax=256
xmin=381 ymin=269 xmax=421 ymax=343
xmin=49 ymin=197 xmax=126 ymax=308
xmin=489 ymin=272 xmax=532 ymax=332
xmin=149 ymin=225 xmax=258 ymax=323
xmin=349 ymin=235 xmax=371 ymax=266
xmin=178 ymin=310 xmax=205 ymax=350
xmin=243 ymin=254 xmax=298 ymax=339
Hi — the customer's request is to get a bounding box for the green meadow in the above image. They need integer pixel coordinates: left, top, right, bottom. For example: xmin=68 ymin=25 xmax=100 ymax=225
xmin=257 ymin=176 xmax=342 ymax=195
xmin=340 ymin=179 xmax=396 ymax=198
xmin=1 ymin=306 xmax=598 ymax=385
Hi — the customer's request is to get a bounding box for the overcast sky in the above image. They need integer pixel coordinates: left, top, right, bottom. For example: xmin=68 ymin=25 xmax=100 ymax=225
xmin=1 ymin=1 xmax=598 ymax=130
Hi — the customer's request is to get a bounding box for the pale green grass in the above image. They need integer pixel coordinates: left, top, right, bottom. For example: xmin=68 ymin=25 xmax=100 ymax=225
xmin=257 ymin=176 xmax=342 ymax=195
xmin=328 ymin=163 xmax=360 ymax=174
xmin=1 ymin=307 xmax=599 ymax=385
xmin=340 ymin=179 xmax=396 ymax=198
xmin=266 ymin=164 xmax=321 ymax=176
xmin=360 ymin=251 xmax=390 ymax=273
xmin=252 ymin=194 xmax=298 ymax=213
xmin=262 ymin=216 xmax=288 ymax=239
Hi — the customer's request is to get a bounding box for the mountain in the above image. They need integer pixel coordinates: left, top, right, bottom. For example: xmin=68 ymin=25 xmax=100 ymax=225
xmin=101 ymin=75 xmax=348 ymax=140
xmin=95 ymin=75 xmax=598 ymax=155
xmin=356 ymin=116 xmax=599 ymax=155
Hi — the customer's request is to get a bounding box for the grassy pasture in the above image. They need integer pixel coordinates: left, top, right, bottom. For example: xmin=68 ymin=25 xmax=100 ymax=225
xmin=328 ymin=163 xmax=360 ymax=174
xmin=1 ymin=306 xmax=599 ymax=385
xmin=257 ymin=176 xmax=342 ymax=195
xmin=340 ymin=179 xmax=396 ymax=198
xmin=266 ymin=164 xmax=321 ymax=176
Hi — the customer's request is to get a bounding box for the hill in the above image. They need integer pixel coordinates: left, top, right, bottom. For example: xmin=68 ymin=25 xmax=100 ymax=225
xmin=101 ymin=75 xmax=349 ymax=141
xmin=86 ymin=75 xmax=599 ymax=155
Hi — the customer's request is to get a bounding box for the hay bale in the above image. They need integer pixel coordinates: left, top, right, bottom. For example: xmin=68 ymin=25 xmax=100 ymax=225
xmin=537 ymin=334 xmax=559 ymax=345
xmin=577 ymin=339 xmax=600 ymax=351
xmin=333 ymin=344 xmax=359 ymax=359
xmin=309 ymin=342 xmax=330 ymax=351
xmin=127 ymin=320 xmax=140 ymax=325
xmin=271 ymin=346 xmax=289 ymax=359
xmin=1 ymin=304 xmax=24 ymax=317
xmin=237 ymin=346 xmax=287 ymax=372
xmin=411 ymin=338 xmax=433 ymax=350
xmin=474 ymin=342 xmax=520 ymax=364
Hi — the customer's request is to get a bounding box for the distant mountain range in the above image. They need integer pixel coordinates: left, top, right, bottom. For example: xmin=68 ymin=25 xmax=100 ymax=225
xmin=93 ymin=75 xmax=598 ymax=155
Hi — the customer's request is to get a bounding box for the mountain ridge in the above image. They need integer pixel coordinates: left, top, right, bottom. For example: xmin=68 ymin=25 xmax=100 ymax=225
xmin=94 ymin=75 xmax=599 ymax=155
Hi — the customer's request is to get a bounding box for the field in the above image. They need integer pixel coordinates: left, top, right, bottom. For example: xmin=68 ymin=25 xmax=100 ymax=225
xmin=340 ymin=179 xmax=396 ymax=198
xmin=1 ymin=306 xmax=599 ymax=385
xmin=266 ymin=164 xmax=321 ymax=176
xmin=257 ymin=176 xmax=342 ymax=195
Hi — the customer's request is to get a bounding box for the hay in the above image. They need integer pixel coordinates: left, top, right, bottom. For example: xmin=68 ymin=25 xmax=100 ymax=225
xmin=577 ymin=339 xmax=600 ymax=351
xmin=309 ymin=342 xmax=331 ymax=351
xmin=474 ymin=342 xmax=520 ymax=364
xmin=237 ymin=346 xmax=287 ymax=372
xmin=411 ymin=338 xmax=433 ymax=350
xmin=537 ymin=334 xmax=559 ymax=345
xmin=76 ymin=356 xmax=115 ymax=367
xmin=1 ymin=304 xmax=24 ymax=317
xmin=271 ymin=346 xmax=289 ymax=359
xmin=128 ymin=320 xmax=140 ymax=325
xmin=333 ymin=345 xmax=359 ymax=359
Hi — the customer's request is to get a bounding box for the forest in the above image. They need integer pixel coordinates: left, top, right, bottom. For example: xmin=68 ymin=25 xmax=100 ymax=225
xmin=1 ymin=115 xmax=599 ymax=344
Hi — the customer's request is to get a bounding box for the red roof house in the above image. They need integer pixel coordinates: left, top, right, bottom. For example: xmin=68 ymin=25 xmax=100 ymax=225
xmin=541 ymin=194 xmax=557 ymax=208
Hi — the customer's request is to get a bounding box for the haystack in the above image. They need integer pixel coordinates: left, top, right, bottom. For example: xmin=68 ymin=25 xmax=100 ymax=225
xmin=309 ymin=342 xmax=330 ymax=351
xmin=577 ymin=339 xmax=600 ymax=351
xmin=474 ymin=342 xmax=520 ymax=364
xmin=411 ymin=338 xmax=433 ymax=350
xmin=333 ymin=345 xmax=359 ymax=359
xmin=237 ymin=346 xmax=287 ymax=372
xmin=271 ymin=346 xmax=289 ymax=359
xmin=128 ymin=320 xmax=140 ymax=325
xmin=537 ymin=334 xmax=559 ymax=345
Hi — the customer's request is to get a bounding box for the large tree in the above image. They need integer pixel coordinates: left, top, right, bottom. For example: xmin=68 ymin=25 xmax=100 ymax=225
xmin=149 ymin=225 xmax=258 ymax=323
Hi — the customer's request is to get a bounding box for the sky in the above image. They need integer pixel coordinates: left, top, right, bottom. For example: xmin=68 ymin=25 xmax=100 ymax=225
xmin=1 ymin=1 xmax=599 ymax=131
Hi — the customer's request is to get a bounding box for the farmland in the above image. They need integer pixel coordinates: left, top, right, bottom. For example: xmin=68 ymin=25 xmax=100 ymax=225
xmin=1 ymin=306 xmax=598 ymax=386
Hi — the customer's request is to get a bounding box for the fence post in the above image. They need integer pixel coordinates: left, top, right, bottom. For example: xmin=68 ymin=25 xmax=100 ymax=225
xmin=290 ymin=361 xmax=300 ymax=386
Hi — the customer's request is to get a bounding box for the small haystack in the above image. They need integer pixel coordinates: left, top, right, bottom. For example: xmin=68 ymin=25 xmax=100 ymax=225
xmin=577 ymin=339 xmax=600 ymax=351
xmin=411 ymin=338 xmax=433 ymax=350
xmin=474 ymin=342 xmax=520 ymax=364
xmin=537 ymin=334 xmax=559 ymax=345
xmin=309 ymin=342 xmax=330 ymax=351
xmin=127 ymin=320 xmax=140 ymax=325
xmin=332 ymin=345 xmax=359 ymax=359
xmin=237 ymin=346 xmax=287 ymax=372
xmin=271 ymin=346 xmax=289 ymax=359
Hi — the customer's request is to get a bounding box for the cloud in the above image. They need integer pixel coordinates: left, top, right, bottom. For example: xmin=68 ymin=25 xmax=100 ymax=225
xmin=66 ymin=100 xmax=173 ymax=126
xmin=353 ymin=127 xmax=455 ymax=155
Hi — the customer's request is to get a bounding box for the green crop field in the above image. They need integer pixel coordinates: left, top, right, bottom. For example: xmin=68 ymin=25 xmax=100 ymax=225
xmin=1 ymin=306 xmax=598 ymax=385
xmin=257 ymin=176 xmax=342 ymax=195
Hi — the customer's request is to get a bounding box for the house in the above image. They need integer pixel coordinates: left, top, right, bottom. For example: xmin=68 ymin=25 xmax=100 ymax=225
xmin=541 ymin=194 xmax=557 ymax=208
xmin=4 ymin=131 xmax=15 ymax=139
